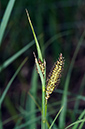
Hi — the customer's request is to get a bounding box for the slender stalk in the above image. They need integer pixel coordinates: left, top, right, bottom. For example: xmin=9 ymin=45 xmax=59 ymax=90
xmin=45 ymin=100 xmax=47 ymax=118
xmin=41 ymin=66 xmax=47 ymax=129
xmin=41 ymin=82 xmax=46 ymax=129
xmin=35 ymin=58 xmax=46 ymax=129
xmin=26 ymin=10 xmax=47 ymax=128
xmin=49 ymin=106 xmax=63 ymax=129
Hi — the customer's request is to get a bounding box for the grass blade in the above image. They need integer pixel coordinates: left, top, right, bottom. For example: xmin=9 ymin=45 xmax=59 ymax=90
xmin=79 ymin=118 xmax=85 ymax=129
xmin=26 ymin=9 xmax=43 ymax=62
xmin=65 ymin=119 xmax=85 ymax=129
xmin=0 ymin=0 xmax=16 ymax=45
xmin=0 ymin=34 xmax=42 ymax=72
xmin=44 ymin=30 xmax=72 ymax=51
xmin=13 ymin=116 xmax=41 ymax=129
xmin=0 ymin=40 xmax=34 ymax=72
xmin=59 ymin=30 xmax=85 ymax=128
xmin=49 ymin=106 xmax=63 ymax=129
xmin=0 ymin=57 xmax=28 ymax=105
xmin=73 ymin=74 xmax=85 ymax=119
xmin=25 ymin=67 xmax=38 ymax=129
xmin=72 ymin=110 xmax=85 ymax=129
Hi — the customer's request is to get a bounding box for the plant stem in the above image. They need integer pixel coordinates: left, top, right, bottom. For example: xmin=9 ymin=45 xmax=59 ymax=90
xmin=41 ymin=67 xmax=47 ymax=129
xmin=41 ymin=80 xmax=46 ymax=129
xmin=45 ymin=100 xmax=47 ymax=118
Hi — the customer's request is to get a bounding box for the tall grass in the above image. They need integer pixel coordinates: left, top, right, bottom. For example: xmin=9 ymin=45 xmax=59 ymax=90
xmin=0 ymin=0 xmax=16 ymax=45
xmin=59 ymin=31 xmax=85 ymax=128
xmin=26 ymin=10 xmax=46 ymax=129
xmin=26 ymin=9 xmax=85 ymax=129
xmin=0 ymin=0 xmax=85 ymax=129
xmin=0 ymin=58 xmax=28 ymax=129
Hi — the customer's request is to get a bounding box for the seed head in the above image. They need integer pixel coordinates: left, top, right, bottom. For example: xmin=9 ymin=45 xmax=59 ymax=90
xmin=33 ymin=52 xmax=46 ymax=77
xmin=45 ymin=53 xmax=64 ymax=100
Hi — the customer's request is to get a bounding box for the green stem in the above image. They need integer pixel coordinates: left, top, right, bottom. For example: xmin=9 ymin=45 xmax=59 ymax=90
xmin=41 ymin=69 xmax=47 ymax=129
xmin=45 ymin=100 xmax=47 ymax=118
xmin=41 ymin=83 xmax=46 ymax=129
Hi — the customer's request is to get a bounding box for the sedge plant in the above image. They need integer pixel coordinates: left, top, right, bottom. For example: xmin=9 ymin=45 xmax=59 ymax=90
xmin=26 ymin=9 xmax=64 ymax=129
xmin=0 ymin=3 xmax=85 ymax=127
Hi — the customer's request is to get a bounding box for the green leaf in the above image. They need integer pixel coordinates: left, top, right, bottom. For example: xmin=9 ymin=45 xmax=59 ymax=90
xmin=0 ymin=40 xmax=34 ymax=72
xmin=65 ymin=119 xmax=85 ymax=129
xmin=0 ymin=0 xmax=16 ymax=45
xmin=0 ymin=57 xmax=28 ymax=105
xmin=59 ymin=30 xmax=85 ymax=128
xmin=26 ymin=9 xmax=43 ymax=62
xmin=49 ymin=106 xmax=63 ymax=129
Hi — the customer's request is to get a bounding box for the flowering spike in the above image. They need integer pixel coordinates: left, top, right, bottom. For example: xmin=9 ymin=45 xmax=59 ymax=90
xmin=33 ymin=52 xmax=46 ymax=77
xmin=45 ymin=53 xmax=64 ymax=100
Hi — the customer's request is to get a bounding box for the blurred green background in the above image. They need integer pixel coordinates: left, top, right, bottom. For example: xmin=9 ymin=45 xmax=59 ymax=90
xmin=0 ymin=0 xmax=85 ymax=129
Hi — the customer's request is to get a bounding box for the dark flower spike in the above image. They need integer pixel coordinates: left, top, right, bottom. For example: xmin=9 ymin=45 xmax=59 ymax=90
xmin=33 ymin=52 xmax=46 ymax=77
xmin=45 ymin=53 xmax=64 ymax=100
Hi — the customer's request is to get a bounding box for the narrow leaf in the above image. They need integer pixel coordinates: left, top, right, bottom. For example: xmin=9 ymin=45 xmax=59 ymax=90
xmin=0 ymin=57 xmax=28 ymax=105
xmin=0 ymin=0 xmax=16 ymax=45
xmin=26 ymin=9 xmax=43 ymax=62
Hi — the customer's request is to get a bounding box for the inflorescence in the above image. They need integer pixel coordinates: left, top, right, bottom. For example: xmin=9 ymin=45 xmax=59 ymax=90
xmin=34 ymin=53 xmax=64 ymax=100
xmin=45 ymin=53 xmax=64 ymax=100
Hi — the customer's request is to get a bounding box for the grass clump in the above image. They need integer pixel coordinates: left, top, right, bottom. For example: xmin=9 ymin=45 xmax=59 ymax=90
xmin=26 ymin=9 xmax=64 ymax=129
xmin=0 ymin=1 xmax=85 ymax=128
